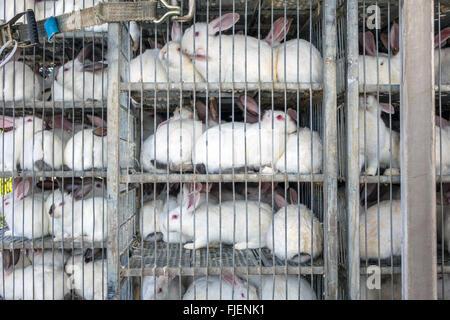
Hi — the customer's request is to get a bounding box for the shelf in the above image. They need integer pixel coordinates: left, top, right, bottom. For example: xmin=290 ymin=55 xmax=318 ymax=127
xmin=0 ymin=229 xmax=107 ymax=250
xmin=0 ymin=170 xmax=107 ymax=179
xmin=121 ymin=173 xmax=324 ymax=184
xmin=0 ymin=101 xmax=107 ymax=110
xmin=125 ymin=242 xmax=324 ymax=277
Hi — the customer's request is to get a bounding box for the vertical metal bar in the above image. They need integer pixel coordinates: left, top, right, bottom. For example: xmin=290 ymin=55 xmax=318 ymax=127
xmin=323 ymin=0 xmax=338 ymax=300
xmin=107 ymin=20 xmax=121 ymax=299
xmin=400 ymin=0 xmax=436 ymax=300
xmin=345 ymin=0 xmax=360 ymax=300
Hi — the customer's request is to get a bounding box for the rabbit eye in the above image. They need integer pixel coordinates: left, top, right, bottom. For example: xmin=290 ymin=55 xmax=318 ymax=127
xmin=64 ymin=67 xmax=69 ymax=72
xmin=195 ymin=31 xmax=199 ymax=37
xmin=96 ymin=184 xmax=101 ymax=188
xmin=157 ymin=288 xmax=162 ymax=293
xmin=276 ymin=115 xmax=285 ymax=121
xmin=58 ymin=202 xmax=63 ymax=207
xmin=171 ymin=214 xmax=178 ymax=220
xmin=241 ymin=293 xmax=245 ymax=298
xmin=4 ymin=201 xmax=9 ymax=206
xmin=27 ymin=118 xmax=33 ymax=122
xmin=177 ymin=48 xmax=180 ymax=52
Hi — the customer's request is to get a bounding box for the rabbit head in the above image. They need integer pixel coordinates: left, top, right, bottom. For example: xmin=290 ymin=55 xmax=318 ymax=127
xmin=274 ymin=188 xmax=299 ymax=209
xmin=143 ymin=275 xmax=176 ymax=300
xmin=164 ymin=189 xmax=200 ymax=233
xmin=195 ymin=98 xmax=219 ymax=127
xmin=222 ymin=274 xmax=259 ymax=300
xmin=55 ymin=45 xmax=107 ymax=83
xmin=359 ymin=95 xmax=395 ymax=116
xmin=1 ymin=178 xmax=32 ymax=214
xmin=182 ymin=13 xmax=240 ymax=61
xmin=87 ymin=114 xmax=107 ymax=137
xmin=0 ymin=115 xmax=45 ymax=133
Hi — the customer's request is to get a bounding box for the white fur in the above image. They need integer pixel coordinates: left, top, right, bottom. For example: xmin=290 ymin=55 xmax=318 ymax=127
xmin=0 ymin=61 xmax=42 ymax=101
xmin=358 ymin=53 xmax=401 ymax=85
xmin=275 ymin=39 xmax=323 ymax=83
xmin=359 ymin=200 xmax=402 ymax=260
xmin=266 ymin=204 xmax=323 ymax=263
xmin=65 ymin=256 xmax=107 ymax=300
xmin=275 ymin=128 xmax=323 ymax=173
xmin=165 ymin=199 xmax=272 ymax=250
xmin=194 ymin=110 xmax=296 ymax=173
xmin=64 ymin=128 xmax=107 ymax=170
xmin=436 ymin=203 xmax=450 ymax=254
xmin=246 ymin=275 xmax=317 ymax=300
xmin=183 ymin=275 xmax=259 ymax=300
xmin=129 ymin=49 xmax=168 ymax=82
xmin=359 ymin=95 xmax=399 ymax=175
xmin=434 ymin=48 xmax=450 ymax=84
xmin=142 ymin=276 xmax=185 ymax=300
xmin=436 ymin=125 xmax=450 ymax=175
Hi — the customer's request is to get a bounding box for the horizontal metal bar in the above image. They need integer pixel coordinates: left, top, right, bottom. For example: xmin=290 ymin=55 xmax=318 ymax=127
xmin=121 ymin=82 xmax=323 ymax=92
xmin=121 ymin=173 xmax=324 ymax=184
xmin=0 ymin=238 xmax=106 ymax=249
xmin=0 ymin=101 xmax=107 ymax=109
xmin=359 ymin=84 xmax=400 ymax=93
xmin=122 ymin=266 xmax=324 ymax=277
xmin=435 ymin=85 xmax=450 ymax=92
xmin=0 ymin=170 xmax=107 ymax=178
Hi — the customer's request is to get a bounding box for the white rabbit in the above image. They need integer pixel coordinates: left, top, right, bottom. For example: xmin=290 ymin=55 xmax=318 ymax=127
xmin=0 ymin=115 xmax=45 ymax=171
xmin=194 ymin=96 xmax=296 ymax=173
xmin=275 ymin=113 xmax=323 ymax=174
xmin=65 ymin=255 xmax=107 ymax=300
xmin=358 ymin=24 xmax=401 ymax=85
xmin=435 ymin=116 xmax=450 ymax=175
xmin=246 ymin=275 xmax=317 ymax=300
xmin=142 ymin=275 xmax=185 ymax=300
xmin=359 ymin=200 xmax=401 ymax=260
xmin=45 ymin=185 xmax=108 ymax=242
xmin=64 ymin=115 xmax=107 ymax=171
xmin=266 ymin=188 xmax=323 ymax=263
xmin=183 ymin=274 xmax=259 ymax=300
xmin=211 ymin=183 xmax=246 ymax=202
xmin=0 ymin=249 xmax=32 ymax=273
xmin=182 ymin=13 xmax=274 ymax=83
xmin=0 ymin=50 xmax=43 ymax=101
xmin=21 ymin=115 xmax=75 ymax=171
xmin=272 ymin=25 xmax=323 ymax=83
xmin=0 ymin=262 xmax=69 ymax=300
xmin=129 ymin=48 xmax=168 ymax=83
xmin=158 ymin=21 xmax=205 ymax=82
xmin=359 ymin=94 xmax=399 ymax=175
xmin=2 ymin=178 xmax=50 ymax=239
xmin=28 ymin=249 xmax=70 ymax=269
xmin=164 ymin=190 xmax=272 ymax=250
xmin=150 ymin=105 xmax=204 ymax=171
xmin=175 ymin=182 xmax=218 ymax=207
xmin=434 ymin=27 xmax=450 ymax=84
xmin=53 ymin=45 xmax=108 ymax=101
xmin=142 ymin=111 xmax=162 ymax=141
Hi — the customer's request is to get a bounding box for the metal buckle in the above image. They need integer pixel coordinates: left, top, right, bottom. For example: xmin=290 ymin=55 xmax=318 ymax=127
xmin=0 ymin=10 xmax=37 ymax=49
xmin=155 ymin=0 xmax=182 ymax=24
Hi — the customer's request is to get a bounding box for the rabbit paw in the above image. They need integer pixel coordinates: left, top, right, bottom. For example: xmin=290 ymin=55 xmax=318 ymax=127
xmin=365 ymin=166 xmax=378 ymax=176
xmin=234 ymin=242 xmax=251 ymax=250
xmin=383 ymin=167 xmax=400 ymax=176
xmin=4 ymin=230 xmax=12 ymax=237
xmin=184 ymin=241 xmax=206 ymax=250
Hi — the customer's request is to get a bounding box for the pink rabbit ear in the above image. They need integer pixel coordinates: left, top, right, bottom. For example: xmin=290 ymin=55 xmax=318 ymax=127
xmin=0 ymin=116 xmax=15 ymax=129
xmin=289 ymin=188 xmax=298 ymax=205
xmin=14 ymin=178 xmax=31 ymax=202
xmin=287 ymin=109 xmax=298 ymax=123
xmin=435 ymin=27 xmax=450 ymax=48
xmin=171 ymin=21 xmax=182 ymax=42
xmin=379 ymin=103 xmax=395 ymax=114
xmin=436 ymin=115 xmax=450 ymax=128
xmin=359 ymin=31 xmax=376 ymax=56
xmin=208 ymin=98 xmax=219 ymax=125
xmin=148 ymin=38 xmax=163 ymax=49
xmin=87 ymin=114 xmax=107 ymax=128
xmin=265 ymin=17 xmax=293 ymax=46
xmin=274 ymin=192 xmax=287 ymax=209
xmin=195 ymin=100 xmax=208 ymax=123
xmin=223 ymin=274 xmax=239 ymax=288
xmin=208 ymin=13 xmax=240 ymax=35
xmin=390 ymin=22 xmax=400 ymax=55
xmin=51 ymin=115 xmax=73 ymax=131
xmin=260 ymin=182 xmax=272 ymax=194
xmin=73 ymin=183 xmax=93 ymax=201
xmin=239 ymin=95 xmax=259 ymax=116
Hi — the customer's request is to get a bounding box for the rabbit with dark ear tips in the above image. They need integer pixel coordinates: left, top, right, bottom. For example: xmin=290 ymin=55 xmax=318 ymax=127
xmin=64 ymin=115 xmax=108 ymax=171
xmin=53 ymin=45 xmax=108 ymax=101
xmin=266 ymin=188 xmax=323 ymax=263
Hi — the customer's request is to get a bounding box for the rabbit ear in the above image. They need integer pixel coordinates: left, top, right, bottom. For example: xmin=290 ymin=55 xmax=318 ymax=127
xmin=435 ymin=27 xmax=450 ymax=48
xmin=87 ymin=114 xmax=107 ymax=128
xmin=208 ymin=98 xmax=219 ymax=125
xmin=359 ymin=31 xmax=376 ymax=56
xmin=183 ymin=191 xmax=200 ymax=214
xmin=83 ymin=61 xmax=108 ymax=72
xmin=223 ymin=274 xmax=239 ymax=288
xmin=208 ymin=13 xmax=240 ymax=35
xmin=148 ymin=38 xmax=163 ymax=49
xmin=260 ymin=183 xmax=272 ymax=194
xmin=287 ymin=109 xmax=298 ymax=123
xmin=379 ymin=103 xmax=395 ymax=114
xmin=76 ymin=46 xmax=92 ymax=63
xmin=274 ymin=192 xmax=287 ymax=208
xmin=436 ymin=115 xmax=450 ymax=128
xmin=51 ymin=115 xmax=73 ymax=131
xmin=73 ymin=183 xmax=93 ymax=201
xmin=0 ymin=116 xmax=16 ymax=129
xmin=171 ymin=21 xmax=182 ymax=42
xmin=265 ymin=17 xmax=293 ymax=46
xmin=93 ymin=127 xmax=107 ymax=136
xmin=289 ymin=188 xmax=298 ymax=205
xmin=390 ymin=22 xmax=400 ymax=55
xmin=195 ymin=100 xmax=208 ymax=123
xmin=14 ymin=178 xmax=31 ymax=202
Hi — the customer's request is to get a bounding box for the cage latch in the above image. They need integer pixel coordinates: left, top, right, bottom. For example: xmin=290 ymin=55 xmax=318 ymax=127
xmin=0 ymin=10 xmax=38 ymax=49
